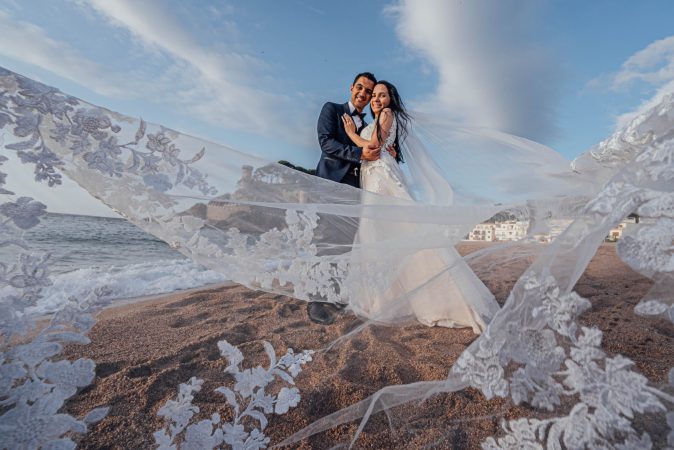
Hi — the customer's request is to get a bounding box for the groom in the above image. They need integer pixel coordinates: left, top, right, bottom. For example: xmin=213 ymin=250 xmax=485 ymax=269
xmin=315 ymin=72 xmax=381 ymax=186
xmin=308 ymin=72 xmax=382 ymax=324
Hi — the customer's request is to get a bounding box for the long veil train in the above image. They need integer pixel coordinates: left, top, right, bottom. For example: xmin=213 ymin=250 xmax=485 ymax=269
xmin=1 ymin=66 xmax=673 ymax=448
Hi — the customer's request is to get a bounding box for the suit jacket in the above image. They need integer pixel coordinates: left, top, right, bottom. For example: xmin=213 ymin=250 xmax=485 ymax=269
xmin=315 ymin=102 xmax=366 ymax=184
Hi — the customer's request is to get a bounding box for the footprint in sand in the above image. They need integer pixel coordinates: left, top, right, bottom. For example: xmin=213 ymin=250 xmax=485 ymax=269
xmin=127 ymin=365 xmax=152 ymax=378
xmin=169 ymin=311 xmax=210 ymax=328
xmin=235 ymin=304 xmax=271 ymax=315
xmin=394 ymin=363 xmax=421 ymax=384
xmin=370 ymin=326 xmax=413 ymax=359
xmin=350 ymin=339 xmax=368 ymax=351
xmin=165 ymin=294 xmax=210 ymax=309
xmin=216 ymin=323 xmax=259 ymax=346
xmin=276 ymin=302 xmax=302 ymax=318
xmin=144 ymin=367 xmax=197 ymax=410
xmin=95 ymin=361 xmax=122 ymax=378
xmin=287 ymin=320 xmax=310 ymax=329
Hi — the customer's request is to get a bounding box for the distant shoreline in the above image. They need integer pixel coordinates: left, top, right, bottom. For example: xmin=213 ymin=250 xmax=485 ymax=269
xmin=43 ymin=210 xmax=123 ymax=220
xmin=98 ymin=281 xmax=235 ymax=312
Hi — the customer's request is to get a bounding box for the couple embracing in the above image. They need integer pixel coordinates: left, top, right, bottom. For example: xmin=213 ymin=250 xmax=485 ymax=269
xmin=310 ymin=72 xmax=499 ymax=333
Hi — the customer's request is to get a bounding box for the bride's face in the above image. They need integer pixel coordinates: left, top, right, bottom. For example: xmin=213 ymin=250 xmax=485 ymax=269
xmin=370 ymin=84 xmax=390 ymax=115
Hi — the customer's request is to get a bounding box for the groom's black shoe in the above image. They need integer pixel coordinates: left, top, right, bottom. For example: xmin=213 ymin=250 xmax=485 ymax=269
xmin=307 ymin=301 xmax=342 ymax=325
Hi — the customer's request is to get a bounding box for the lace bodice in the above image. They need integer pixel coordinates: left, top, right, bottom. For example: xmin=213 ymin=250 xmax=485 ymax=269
xmin=360 ymin=116 xmax=397 ymax=149
xmin=359 ymin=116 xmax=410 ymax=197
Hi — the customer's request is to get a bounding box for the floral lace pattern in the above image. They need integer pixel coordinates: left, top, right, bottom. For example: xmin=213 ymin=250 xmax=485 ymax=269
xmin=154 ymin=340 xmax=313 ymax=450
xmin=2 ymin=66 xmax=674 ymax=448
xmin=586 ymin=93 xmax=674 ymax=168
xmin=470 ymin=274 xmax=672 ymax=449
xmin=0 ymin=74 xmax=114 ymax=446
xmin=0 ymin=67 xmax=336 ymax=448
xmin=0 ymin=67 xmax=225 ymax=449
xmin=472 ymin=93 xmax=674 ymax=448
xmin=157 ymin=209 xmax=355 ymax=304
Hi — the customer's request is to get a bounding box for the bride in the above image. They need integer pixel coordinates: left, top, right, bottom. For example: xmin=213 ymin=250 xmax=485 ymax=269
xmin=341 ymin=81 xmax=498 ymax=333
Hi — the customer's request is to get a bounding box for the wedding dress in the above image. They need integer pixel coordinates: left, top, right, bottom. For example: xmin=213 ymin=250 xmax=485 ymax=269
xmin=353 ymin=118 xmax=498 ymax=332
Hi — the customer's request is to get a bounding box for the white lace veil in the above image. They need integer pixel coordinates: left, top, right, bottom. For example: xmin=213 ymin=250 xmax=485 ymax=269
xmin=1 ymin=66 xmax=673 ymax=448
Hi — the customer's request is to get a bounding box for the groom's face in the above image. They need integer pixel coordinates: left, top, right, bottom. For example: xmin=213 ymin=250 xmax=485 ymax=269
xmin=350 ymin=76 xmax=375 ymax=112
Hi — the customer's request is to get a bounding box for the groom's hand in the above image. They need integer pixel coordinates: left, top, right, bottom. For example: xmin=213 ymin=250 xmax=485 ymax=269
xmin=361 ymin=143 xmax=381 ymax=161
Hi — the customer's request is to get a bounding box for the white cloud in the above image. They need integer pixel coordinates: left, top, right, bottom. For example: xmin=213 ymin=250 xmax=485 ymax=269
xmin=78 ymin=0 xmax=311 ymax=144
xmin=0 ymin=1 xmax=313 ymax=146
xmin=0 ymin=10 xmax=127 ymax=97
xmin=605 ymin=36 xmax=674 ymax=129
xmin=612 ymin=36 xmax=674 ymax=87
xmin=387 ymin=0 xmax=560 ymax=142
xmin=0 ymin=1 xmax=316 ymax=216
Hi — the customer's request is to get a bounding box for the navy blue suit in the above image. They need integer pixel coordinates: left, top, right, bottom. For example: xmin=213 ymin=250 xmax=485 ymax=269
xmin=315 ymin=102 xmax=365 ymax=188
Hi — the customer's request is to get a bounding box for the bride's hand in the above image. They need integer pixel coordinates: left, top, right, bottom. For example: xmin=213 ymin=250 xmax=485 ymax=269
xmin=341 ymin=114 xmax=356 ymax=136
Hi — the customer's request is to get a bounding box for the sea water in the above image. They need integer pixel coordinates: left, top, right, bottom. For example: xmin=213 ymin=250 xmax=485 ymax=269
xmin=1 ymin=213 xmax=227 ymax=313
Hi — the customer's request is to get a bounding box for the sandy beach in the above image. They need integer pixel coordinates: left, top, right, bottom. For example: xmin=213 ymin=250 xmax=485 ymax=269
xmin=62 ymin=242 xmax=674 ymax=449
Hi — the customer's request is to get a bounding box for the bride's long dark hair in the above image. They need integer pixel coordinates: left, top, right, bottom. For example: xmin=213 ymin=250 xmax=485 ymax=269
xmin=372 ymin=80 xmax=410 ymax=163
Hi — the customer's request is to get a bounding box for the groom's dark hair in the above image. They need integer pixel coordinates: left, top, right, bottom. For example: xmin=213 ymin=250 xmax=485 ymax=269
xmin=352 ymin=72 xmax=377 ymax=85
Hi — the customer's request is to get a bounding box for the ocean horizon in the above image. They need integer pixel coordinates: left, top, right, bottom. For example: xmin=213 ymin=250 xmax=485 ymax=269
xmin=1 ymin=212 xmax=227 ymax=313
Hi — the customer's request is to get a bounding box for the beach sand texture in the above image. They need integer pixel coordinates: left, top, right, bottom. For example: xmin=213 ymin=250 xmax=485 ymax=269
xmin=62 ymin=243 xmax=674 ymax=449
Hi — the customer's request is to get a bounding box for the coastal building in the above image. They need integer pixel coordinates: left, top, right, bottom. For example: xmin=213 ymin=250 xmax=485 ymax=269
xmin=467 ymin=214 xmax=641 ymax=244
xmin=493 ymin=220 xmax=528 ymax=241
xmin=468 ymin=223 xmax=495 ymax=241
xmin=206 ymin=198 xmax=250 ymax=222
xmin=468 ymin=220 xmax=528 ymax=242
xmin=533 ymin=219 xmax=574 ymax=243
xmin=606 ymin=215 xmax=639 ymax=242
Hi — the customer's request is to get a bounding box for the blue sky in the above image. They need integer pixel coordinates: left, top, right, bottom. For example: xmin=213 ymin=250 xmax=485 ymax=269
xmin=1 ymin=0 xmax=674 ymax=215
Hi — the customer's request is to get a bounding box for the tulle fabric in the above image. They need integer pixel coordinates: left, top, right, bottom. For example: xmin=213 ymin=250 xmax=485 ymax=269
xmin=354 ymin=119 xmax=498 ymax=332
xmin=2 ymin=67 xmax=673 ymax=448
xmin=281 ymin=95 xmax=674 ymax=447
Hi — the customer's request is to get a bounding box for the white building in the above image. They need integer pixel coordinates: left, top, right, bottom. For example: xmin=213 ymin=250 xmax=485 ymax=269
xmin=468 ymin=220 xmax=529 ymax=242
xmin=468 ymin=223 xmax=495 ymax=241
xmin=533 ymin=219 xmax=574 ymax=243
xmin=493 ymin=220 xmax=528 ymax=241
xmin=468 ymin=215 xmax=640 ymax=244
xmin=606 ymin=215 xmax=639 ymax=241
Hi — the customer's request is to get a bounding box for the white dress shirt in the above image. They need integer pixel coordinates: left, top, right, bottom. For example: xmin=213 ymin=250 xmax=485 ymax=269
xmin=348 ymin=101 xmax=364 ymax=130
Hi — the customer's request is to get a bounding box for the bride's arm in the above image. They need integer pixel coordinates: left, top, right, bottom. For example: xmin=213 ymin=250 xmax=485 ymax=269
xmin=341 ymin=114 xmax=370 ymax=147
xmin=374 ymin=109 xmax=397 ymax=160
xmin=374 ymin=108 xmax=393 ymax=146
xmin=341 ymin=108 xmax=394 ymax=148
